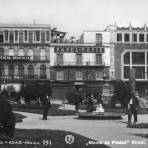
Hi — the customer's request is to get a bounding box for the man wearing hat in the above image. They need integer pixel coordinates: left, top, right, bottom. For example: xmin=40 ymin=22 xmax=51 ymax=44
xmin=127 ymin=92 xmax=139 ymax=126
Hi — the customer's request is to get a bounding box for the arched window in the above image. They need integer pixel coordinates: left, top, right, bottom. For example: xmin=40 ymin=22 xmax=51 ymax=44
xmin=40 ymin=49 xmax=46 ymax=60
xmin=40 ymin=65 xmax=46 ymax=79
xmin=18 ymin=49 xmax=24 ymax=56
xmin=28 ymin=65 xmax=34 ymax=79
xmin=8 ymin=65 xmax=14 ymax=77
xmin=18 ymin=65 xmax=24 ymax=76
xmin=28 ymin=49 xmax=34 ymax=60
xmin=8 ymin=49 xmax=14 ymax=56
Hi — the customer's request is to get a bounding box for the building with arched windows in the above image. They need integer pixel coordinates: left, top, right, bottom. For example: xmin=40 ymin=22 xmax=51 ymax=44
xmin=0 ymin=23 xmax=110 ymax=99
xmin=0 ymin=23 xmax=51 ymax=89
xmin=81 ymin=23 xmax=148 ymax=94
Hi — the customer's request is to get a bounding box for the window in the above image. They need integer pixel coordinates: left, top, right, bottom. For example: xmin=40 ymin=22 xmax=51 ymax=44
xmin=117 ymin=33 xmax=122 ymax=41
xmin=8 ymin=49 xmax=14 ymax=56
xmin=40 ymin=49 xmax=46 ymax=60
xmin=9 ymin=32 xmax=14 ymax=43
xmin=132 ymin=52 xmax=145 ymax=64
xmin=76 ymin=54 xmax=82 ymax=65
xmin=76 ymin=71 xmax=83 ymax=80
xmin=18 ymin=49 xmax=24 ymax=56
xmin=24 ymin=31 xmax=28 ymax=42
xmin=124 ymin=66 xmax=130 ymax=79
xmin=28 ymin=65 xmax=34 ymax=78
xmin=40 ymin=65 xmax=46 ymax=78
xmin=124 ymin=33 xmax=129 ymax=42
xmin=18 ymin=65 xmax=24 ymax=76
xmin=96 ymin=70 xmax=103 ymax=80
xmin=0 ymin=33 xmax=3 ymax=43
xmin=56 ymin=71 xmax=64 ymax=80
xmin=96 ymin=33 xmax=102 ymax=44
xmin=35 ymin=31 xmax=40 ymax=42
xmin=15 ymin=31 xmax=18 ymax=42
xmin=57 ymin=54 xmax=63 ymax=65
xmin=132 ymin=33 xmax=137 ymax=42
xmin=139 ymin=34 xmax=144 ymax=42
xmin=0 ymin=65 xmax=5 ymax=76
xmin=46 ymin=31 xmax=50 ymax=42
xmin=124 ymin=52 xmax=130 ymax=64
xmin=96 ymin=54 xmax=102 ymax=65
xmin=28 ymin=49 xmax=34 ymax=60
xmin=8 ymin=65 xmax=14 ymax=76
xmin=133 ymin=66 xmax=145 ymax=79
xmin=5 ymin=30 xmax=8 ymax=42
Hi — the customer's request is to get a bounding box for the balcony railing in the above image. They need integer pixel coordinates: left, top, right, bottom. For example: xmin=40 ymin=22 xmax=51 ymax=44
xmin=54 ymin=62 xmax=105 ymax=66
xmin=1 ymin=75 xmax=47 ymax=80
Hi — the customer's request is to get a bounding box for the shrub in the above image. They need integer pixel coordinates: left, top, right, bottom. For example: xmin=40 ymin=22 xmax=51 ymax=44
xmin=21 ymin=81 xmax=52 ymax=103
xmin=112 ymin=80 xmax=131 ymax=108
xmin=66 ymin=91 xmax=84 ymax=104
xmin=0 ymin=95 xmax=15 ymax=139
xmin=10 ymin=91 xmax=21 ymax=102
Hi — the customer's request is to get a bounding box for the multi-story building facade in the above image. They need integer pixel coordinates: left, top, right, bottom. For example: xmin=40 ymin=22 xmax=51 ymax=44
xmin=107 ymin=24 xmax=148 ymax=93
xmin=0 ymin=23 xmax=110 ymax=99
xmin=81 ymin=24 xmax=148 ymax=94
xmin=49 ymin=43 xmax=110 ymax=99
xmin=0 ymin=24 xmax=51 ymax=90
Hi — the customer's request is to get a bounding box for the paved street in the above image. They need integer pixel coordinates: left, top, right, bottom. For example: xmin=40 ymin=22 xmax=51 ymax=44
xmin=15 ymin=111 xmax=148 ymax=148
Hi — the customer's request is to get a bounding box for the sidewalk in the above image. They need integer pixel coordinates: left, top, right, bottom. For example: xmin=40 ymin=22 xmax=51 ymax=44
xmin=15 ymin=111 xmax=148 ymax=148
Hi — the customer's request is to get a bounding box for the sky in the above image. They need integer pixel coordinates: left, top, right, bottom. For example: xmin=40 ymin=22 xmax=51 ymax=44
xmin=0 ymin=0 xmax=148 ymax=37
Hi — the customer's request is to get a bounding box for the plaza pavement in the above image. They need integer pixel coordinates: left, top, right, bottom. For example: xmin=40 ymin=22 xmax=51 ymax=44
xmin=15 ymin=108 xmax=148 ymax=148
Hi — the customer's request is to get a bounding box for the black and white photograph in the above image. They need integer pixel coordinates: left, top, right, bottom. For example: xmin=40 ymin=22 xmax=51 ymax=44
xmin=0 ymin=0 xmax=148 ymax=147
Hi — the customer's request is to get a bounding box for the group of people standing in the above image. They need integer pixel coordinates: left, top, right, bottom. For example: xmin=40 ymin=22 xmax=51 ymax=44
xmin=86 ymin=94 xmax=104 ymax=113
xmin=74 ymin=92 xmax=104 ymax=113
xmin=41 ymin=89 xmax=140 ymax=125
xmin=74 ymin=90 xmax=140 ymax=126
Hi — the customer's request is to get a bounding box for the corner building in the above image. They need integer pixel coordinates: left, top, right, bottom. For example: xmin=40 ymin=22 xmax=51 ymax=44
xmin=81 ymin=24 xmax=148 ymax=94
xmin=110 ymin=24 xmax=148 ymax=94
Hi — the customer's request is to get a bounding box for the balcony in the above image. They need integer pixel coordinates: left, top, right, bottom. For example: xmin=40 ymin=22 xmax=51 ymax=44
xmin=0 ymin=75 xmax=47 ymax=81
xmin=54 ymin=62 xmax=105 ymax=66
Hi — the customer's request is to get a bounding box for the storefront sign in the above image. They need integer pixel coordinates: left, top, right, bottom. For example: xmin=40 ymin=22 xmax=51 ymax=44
xmin=54 ymin=47 xmax=104 ymax=53
xmin=0 ymin=56 xmax=30 ymax=61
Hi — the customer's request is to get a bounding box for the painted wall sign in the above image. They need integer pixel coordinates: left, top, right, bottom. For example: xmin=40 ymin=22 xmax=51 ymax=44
xmin=0 ymin=56 xmax=30 ymax=60
xmin=54 ymin=47 xmax=104 ymax=53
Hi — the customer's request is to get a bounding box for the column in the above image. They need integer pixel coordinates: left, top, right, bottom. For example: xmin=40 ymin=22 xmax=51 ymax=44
xmin=122 ymin=33 xmax=124 ymax=43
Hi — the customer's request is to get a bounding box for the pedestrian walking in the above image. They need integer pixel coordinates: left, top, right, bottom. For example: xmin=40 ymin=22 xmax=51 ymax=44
xmin=75 ymin=91 xmax=79 ymax=112
xmin=42 ymin=94 xmax=51 ymax=120
xmin=127 ymin=92 xmax=139 ymax=126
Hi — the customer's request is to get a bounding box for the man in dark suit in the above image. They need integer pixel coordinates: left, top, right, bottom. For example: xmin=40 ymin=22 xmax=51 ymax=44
xmin=42 ymin=94 xmax=51 ymax=120
xmin=128 ymin=92 xmax=139 ymax=125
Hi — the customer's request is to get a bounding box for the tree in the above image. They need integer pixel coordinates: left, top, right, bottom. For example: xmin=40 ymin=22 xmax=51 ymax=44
xmin=0 ymin=95 xmax=15 ymax=139
xmin=112 ymin=80 xmax=131 ymax=108
xmin=66 ymin=91 xmax=84 ymax=104
xmin=21 ymin=82 xmax=52 ymax=103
